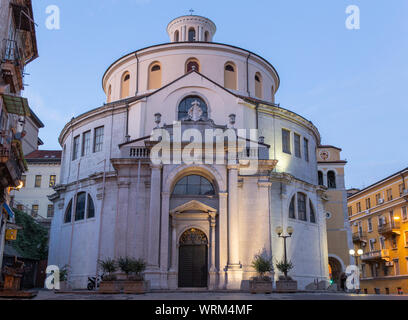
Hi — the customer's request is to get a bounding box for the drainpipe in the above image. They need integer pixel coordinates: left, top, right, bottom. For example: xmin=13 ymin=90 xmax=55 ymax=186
xmin=135 ymin=53 xmax=139 ymax=96
xmin=246 ymin=53 xmax=251 ymax=97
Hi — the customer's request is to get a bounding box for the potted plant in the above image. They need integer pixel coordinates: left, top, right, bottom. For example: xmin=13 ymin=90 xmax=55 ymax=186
xmin=56 ymin=265 xmax=69 ymax=291
xmin=275 ymin=260 xmax=298 ymax=292
xmin=250 ymin=252 xmax=273 ymax=294
xmin=98 ymin=258 xmax=120 ymax=294
xmin=120 ymin=257 xmax=147 ymax=294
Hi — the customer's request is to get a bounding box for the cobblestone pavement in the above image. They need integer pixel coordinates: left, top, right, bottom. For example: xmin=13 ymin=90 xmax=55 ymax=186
xmin=7 ymin=290 xmax=404 ymax=300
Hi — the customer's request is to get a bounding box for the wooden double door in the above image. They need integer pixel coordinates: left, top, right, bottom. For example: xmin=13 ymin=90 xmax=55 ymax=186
xmin=178 ymin=229 xmax=208 ymax=288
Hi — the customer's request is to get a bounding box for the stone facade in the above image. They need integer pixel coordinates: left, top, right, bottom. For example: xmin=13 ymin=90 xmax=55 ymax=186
xmin=48 ymin=15 xmax=336 ymax=290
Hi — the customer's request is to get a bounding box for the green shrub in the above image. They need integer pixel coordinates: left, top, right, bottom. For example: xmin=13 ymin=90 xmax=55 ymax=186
xmin=275 ymin=260 xmax=294 ymax=279
xmin=59 ymin=265 xmax=69 ymax=282
xmin=251 ymin=252 xmax=273 ymax=279
xmin=98 ymin=258 xmax=117 ymax=281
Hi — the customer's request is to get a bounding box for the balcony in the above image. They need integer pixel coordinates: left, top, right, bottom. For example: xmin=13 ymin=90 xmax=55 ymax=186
xmin=361 ymin=249 xmax=390 ymax=261
xmin=378 ymin=222 xmax=400 ymax=236
xmin=1 ymin=39 xmax=24 ymax=92
xmin=352 ymin=232 xmax=367 ymax=243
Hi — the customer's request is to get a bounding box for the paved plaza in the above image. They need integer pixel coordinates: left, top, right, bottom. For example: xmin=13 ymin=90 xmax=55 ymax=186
xmin=3 ymin=290 xmax=405 ymax=300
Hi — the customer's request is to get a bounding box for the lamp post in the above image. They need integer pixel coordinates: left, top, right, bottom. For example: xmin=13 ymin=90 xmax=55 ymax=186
xmin=349 ymin=248 xmax=363 ymax=293
xmin=276 ymin=226 xmax=293 ymax=279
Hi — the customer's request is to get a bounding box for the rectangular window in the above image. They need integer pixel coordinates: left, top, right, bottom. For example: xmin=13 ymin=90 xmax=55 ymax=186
xmin=31 ymin=204 xmax=39 ymax=217
xmin=21 ymin=175 xmax=26 ymax=188
xmin=47 ymin=204 xmax=54 ymax=218
xmin=73 ymin=135 xmax=80 ymax=160
xmin=356 ymin=202 xmax=361 ymax=213
xmin=294 ymin=133 xmax=301 ymax=158
xmin=379 ymin=237 xmax=386 ymax=250
xmin=348 ymin=206 xmax=353 ymax=217
xmin=405 ymin=231 xmax=408 ymax=247
xmin=399 ymin=183 xmax=406 ymax=196
xmin=34 ymin=175 xmax=42 ymax=188
xmin=366 ymin=198 xmax=371 ymax=210
xmin=361 ymin=264 xmax=366 ymax=278
xmin=375 ymin=193 xmax=381 ymax=205
xmin=94 ymin=126 xmax=104 ymax=153
xmin=402 ymin=206 xmax=407 ymax=221
xmin=82 ymin=130 xmax=91 ymax=156
xmin=49 ymin=175 xmax=56 ymax=187
xmin=282 ymin=129 xmax=291 ymax=154
xmin=303 ymin=138 xmax=309 ymax=162
xmin=386 ymin=188 xmax=393 ymax=201
xmin=394 ymin=259 xmax=400 ymax=276
xmin=368 ymin=218 xmax=373 ymax=232
xmin=369 ymin=239 xmax=375 ymax=251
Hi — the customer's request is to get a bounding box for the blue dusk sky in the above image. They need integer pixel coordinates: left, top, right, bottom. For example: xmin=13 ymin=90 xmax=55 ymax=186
xmin=23 ymin=0 xmax=408 ymax=189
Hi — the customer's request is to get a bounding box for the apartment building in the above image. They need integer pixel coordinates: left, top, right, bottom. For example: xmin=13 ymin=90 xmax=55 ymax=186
xmin=348 ymin=167 xmax=408 ymax=294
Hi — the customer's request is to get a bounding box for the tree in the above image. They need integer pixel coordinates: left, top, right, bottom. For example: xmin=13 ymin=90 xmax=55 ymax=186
xmin=12 ymin=209 xmax=49 ymax=260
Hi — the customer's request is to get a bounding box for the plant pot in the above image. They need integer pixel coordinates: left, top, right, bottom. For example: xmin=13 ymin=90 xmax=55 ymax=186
xmin=250 ymin=278 xmax=273 ymax=294
xmin=123 ymin=280 xmax=146 ymax=294
xmin=99 ymin=281 xmax=120 ymax=294
xmin=56 ymin=281 xmax=69 ymax=292
xmin=275 ymin=280 xmax=298 ymax=293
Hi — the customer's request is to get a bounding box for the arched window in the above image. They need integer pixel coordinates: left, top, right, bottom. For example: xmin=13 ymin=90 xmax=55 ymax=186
xmin=255 ymin=72 xmax=263 ymax=98
xmin=204 ymin=31 xmax=209 ymax=42
xmin=186 ymin=58 xmax=200 ymax=73
xmin=172 ymin=175 xmax=215 ymax=196
xmin=64 ymin=199 xmax=72 ymax=223
xmin=107 ymin=85 xmax=112 ymax=103
xmin=328 ymin=171 xmax=336 ymax=189
xmin=188 ymin=27 xmax=196 ymax=41
xmin=224 ymin=63 xmax=237 ymax=90
xmin=87 ymin=194 xmax=95 ymax=219
xmin=297 ymin=193 xmax=307 ymax=221
xmin=75 ymin=192 xmax=86 ymax=221
xmin=289 ymin=196 xmax=295 ymax=219
xmin=178 ymin=95 xmax=208 ymax=120
xmin=148 ymin=63 xmax=161 ymax=90
xmin=174 ymin=30 xmax=179 ymax=42
xmin=121 ymin=72 xmax=130 ymax=99
xmin=318 ymin=171 xmax=324 ymax=186
xmin=310 ymin=200 xmax=316 ymax=223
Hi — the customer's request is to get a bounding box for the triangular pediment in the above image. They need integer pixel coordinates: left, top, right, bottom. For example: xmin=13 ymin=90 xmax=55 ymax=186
xmin=170 ymin=200 xmax=217 ymax=214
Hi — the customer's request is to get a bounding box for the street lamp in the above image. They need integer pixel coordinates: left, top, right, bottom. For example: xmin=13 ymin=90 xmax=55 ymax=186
xmin=349 ymin=248 xmax=363 ymax=293
xmin=276 ymin=226 xmax=293 ymax=279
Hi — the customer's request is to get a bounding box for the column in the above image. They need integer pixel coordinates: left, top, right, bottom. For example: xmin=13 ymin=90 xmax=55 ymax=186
xmin=114 ymin=178 xmax=130 ymax=258
xmin=226 ymin=165 xmax=243 ymax=289
xmin=209 ymin=212 xmax=217 ymax=290
xmin=218 ymin=192 xmax=228 ymax=289
xmin=159 ymin=191 xmax=170 ymax=289
xmin=168 ymin=216 xmax=178 ymax=289
xmin=146 ymin=165 xmax=162 ymax=281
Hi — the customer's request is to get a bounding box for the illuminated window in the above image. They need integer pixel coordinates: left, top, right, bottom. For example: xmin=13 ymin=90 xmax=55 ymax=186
xmin=49 ymin=175 xmax=56 ymax=187
xmin=224 ymin=63 xmax=237 ymax=90
xmin=31 ymin=204 xmax=39 ymax=217
xmin=47 ymin=204 xmax=54 ymax=218
xmin=172 ymin=175 xmax=215 ymax=196
xmin=121 ymin=72 xmax=130 ymax=98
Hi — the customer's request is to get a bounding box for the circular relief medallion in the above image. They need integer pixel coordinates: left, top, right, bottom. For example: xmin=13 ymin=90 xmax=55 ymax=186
xmin=319 ymin=150 xmax=330 ymax=161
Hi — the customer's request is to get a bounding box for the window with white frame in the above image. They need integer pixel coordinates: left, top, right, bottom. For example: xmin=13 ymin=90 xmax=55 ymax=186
xmin=294 ymin=133 xmax=301 ymax=158
xmin=94 ymin=126 xmax=104 ymax=153
xmin=82 ymin=130 xmax=91 ymax=156
xmin=368 ymin=218 xmax=373 ymax=232
xmin=73 ymin=135 xmax=80 ymax=160
xmin=369 ymin=238 xmax=376 ymax=251
xmin=379 ymin=237 xmax=386 ymax=250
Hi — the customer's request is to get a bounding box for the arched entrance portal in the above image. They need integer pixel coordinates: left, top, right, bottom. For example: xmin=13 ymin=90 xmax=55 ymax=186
xmin=328 ymin=257 xmax=343 ymax=290
xmin=178 ymin=228 xmax=208 ymax=288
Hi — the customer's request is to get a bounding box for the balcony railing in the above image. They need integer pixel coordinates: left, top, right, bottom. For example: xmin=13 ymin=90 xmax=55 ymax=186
xmin=1 ymin=39 xmax=22 ymax=64
xmin=361 ymin=249 xmax=389 ymax=261
xmin=352 ymin=232 xmax=367 ymax=243
xmin=378 ymin=222 xmax=400 ymax=235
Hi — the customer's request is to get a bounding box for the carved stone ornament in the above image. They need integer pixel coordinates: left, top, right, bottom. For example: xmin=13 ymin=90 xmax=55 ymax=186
xmin=187 ymin=100 xmax=203 ymax=121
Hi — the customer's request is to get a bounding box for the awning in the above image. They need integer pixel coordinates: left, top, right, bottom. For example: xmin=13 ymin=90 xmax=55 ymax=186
xmin=1 ymin=94 xmax=31 ymax=116
xmin=2 ymin=202 xmax=14 ymax=219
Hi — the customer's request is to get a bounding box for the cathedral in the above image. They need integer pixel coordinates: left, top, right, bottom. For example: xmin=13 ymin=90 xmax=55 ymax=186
xmin=48 ymin=15 xmax=333 ymax=290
